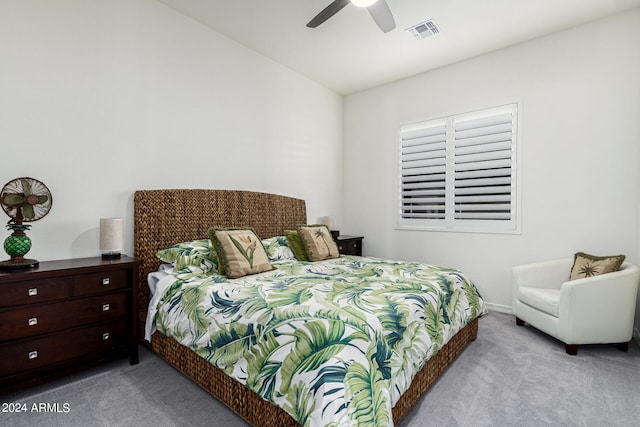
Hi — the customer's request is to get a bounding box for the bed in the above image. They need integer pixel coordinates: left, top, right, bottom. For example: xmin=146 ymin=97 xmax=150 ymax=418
xmin=134 ymin=189 xmax=486 ymax=427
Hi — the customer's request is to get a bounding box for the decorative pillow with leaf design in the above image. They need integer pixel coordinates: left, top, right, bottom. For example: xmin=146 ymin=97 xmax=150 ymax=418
xmin=284 ymin=230 xmax=309 ymax=261
xmin=569 ymin=252 xmax=625 ymax=280
xmin=208 ymin=227 xmax=274 ymax=278
xmin=296 ymin=224 xmax=340 ymax=261
xmin=156 ymin=239 xmax=218 ymax=273
xmin=261 ymin=236 xmax=296 ymax=261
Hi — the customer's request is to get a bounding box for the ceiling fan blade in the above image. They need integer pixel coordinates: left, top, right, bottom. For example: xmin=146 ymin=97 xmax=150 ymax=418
xmin=307 ymin=0 xmax=351 ymax=28
xmin=368 ymin=0 xmax=396 ymax=33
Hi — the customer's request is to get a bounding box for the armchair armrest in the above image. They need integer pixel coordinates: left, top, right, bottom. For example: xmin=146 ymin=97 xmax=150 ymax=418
xmin=558 ymin=262 xmax=640 ymax=342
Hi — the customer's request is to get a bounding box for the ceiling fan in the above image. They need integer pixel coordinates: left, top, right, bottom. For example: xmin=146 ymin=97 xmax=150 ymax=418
xmin=307 ymin=0 xmax=396 ymax=33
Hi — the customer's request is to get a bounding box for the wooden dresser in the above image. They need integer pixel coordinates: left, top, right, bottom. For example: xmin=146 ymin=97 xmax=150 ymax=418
xmin=0 ymin=257 xmax=138 ymax=393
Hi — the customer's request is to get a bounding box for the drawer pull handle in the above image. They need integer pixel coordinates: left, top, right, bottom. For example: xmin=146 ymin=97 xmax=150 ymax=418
xmin=28 ymin=351 xmax=38 ymax=360
xmin=102 ymin=278 xmax=110 ymax=285
xmin=28 ymin=317 xmax=38 ymax=326
xmin=102 ymin=303 xmax=110 ymax=311
xmin=28 ymin=288 xmax=38 ymax=297
xmin=102 ymin=332 xmax=110 ymax=341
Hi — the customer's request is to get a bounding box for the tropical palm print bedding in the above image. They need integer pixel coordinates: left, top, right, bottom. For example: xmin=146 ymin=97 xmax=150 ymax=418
xmin=150 ymin=255 xmax=487 ymax=427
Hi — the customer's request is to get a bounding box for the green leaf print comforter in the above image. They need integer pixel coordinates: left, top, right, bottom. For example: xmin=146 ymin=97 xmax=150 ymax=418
xmin=148 ymin=256 xmax=487 ymax=427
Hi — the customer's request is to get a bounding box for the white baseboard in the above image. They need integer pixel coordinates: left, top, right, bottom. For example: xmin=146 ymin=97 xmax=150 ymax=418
xmin=484 ymin=302 xmax=512 ymax=314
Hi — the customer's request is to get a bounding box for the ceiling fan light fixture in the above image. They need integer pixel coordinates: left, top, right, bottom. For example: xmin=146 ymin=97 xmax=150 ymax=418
xmin=350 ymin=0 xmax=377 ymax=8
xmin=307 ymin=0 xmax=393 ymax=32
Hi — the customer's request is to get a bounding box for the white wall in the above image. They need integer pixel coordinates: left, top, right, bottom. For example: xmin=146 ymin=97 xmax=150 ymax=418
xmin=0 ymin=0 xmax=343 ymax=261
xmin=2 ymin=2 xmax=639 ymax=331
xmin=343 ymin=10 xmax=640 ymax=321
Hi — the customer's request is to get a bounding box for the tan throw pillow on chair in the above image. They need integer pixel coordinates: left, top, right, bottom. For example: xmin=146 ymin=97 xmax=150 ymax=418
xmin=569 ymin=252 xmax=625 ymax=280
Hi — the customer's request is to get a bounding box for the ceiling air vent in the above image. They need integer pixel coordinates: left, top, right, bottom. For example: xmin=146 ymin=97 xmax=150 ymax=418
xmin=406 ymin=19 xmax=440 ymax=40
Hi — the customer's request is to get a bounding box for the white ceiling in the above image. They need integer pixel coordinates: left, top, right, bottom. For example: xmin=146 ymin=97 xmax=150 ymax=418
xmin=157 ymin=0 xmax=640 ymax=95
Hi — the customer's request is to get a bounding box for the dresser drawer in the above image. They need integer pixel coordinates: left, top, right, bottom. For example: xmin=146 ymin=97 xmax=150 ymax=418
xmin=0 ymin=320 xmax=127 ymax=376
xmin=0 ymin=292 xmax=128 ymax=341
xmin=73 ymin=269 xmax=128 ymax=297
xmin=0 ymin=277 xmax=73 ymax=308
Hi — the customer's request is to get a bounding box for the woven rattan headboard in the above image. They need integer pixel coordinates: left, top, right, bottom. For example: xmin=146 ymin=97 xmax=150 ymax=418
xmin=133 ymin=189 xmax=307 ymax=313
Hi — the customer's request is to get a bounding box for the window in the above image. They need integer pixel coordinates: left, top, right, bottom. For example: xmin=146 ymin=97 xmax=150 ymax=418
xmin=397 ymin=103 xmax=520 ymax=233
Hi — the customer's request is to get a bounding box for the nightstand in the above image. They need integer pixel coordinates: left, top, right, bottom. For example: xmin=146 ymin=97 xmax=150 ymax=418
xmin=0 ymin=256 xmax=138 ymax=393
xmin=336 ymin=235 xmax=363 ymax=256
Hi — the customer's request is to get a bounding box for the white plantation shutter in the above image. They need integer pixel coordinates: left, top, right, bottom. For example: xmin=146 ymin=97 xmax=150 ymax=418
xmin=453 ymin=106 xmax=515 ymax=221
xmin=399 ymin=120 xmax=447 ymax=220
xmin=398 ymin=103 xmax=519 ymax=233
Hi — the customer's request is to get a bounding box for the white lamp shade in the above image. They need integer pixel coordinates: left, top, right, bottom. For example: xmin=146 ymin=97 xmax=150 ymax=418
xmin=100 ymin=218 xmax=123 ymax=253
xmin=319 ymin=216 xmax=336 ymax=230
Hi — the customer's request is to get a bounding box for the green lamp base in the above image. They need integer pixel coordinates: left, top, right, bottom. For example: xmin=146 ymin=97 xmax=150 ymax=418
xmin=0 ymin=258 xmax=39 ymax=270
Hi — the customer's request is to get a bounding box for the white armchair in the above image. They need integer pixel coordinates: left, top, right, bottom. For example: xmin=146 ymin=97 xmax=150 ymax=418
xmin=512 ymin=259 xmax=639 ymax=355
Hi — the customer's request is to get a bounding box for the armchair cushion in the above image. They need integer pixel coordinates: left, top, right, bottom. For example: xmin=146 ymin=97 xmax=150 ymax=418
xmin=517 ymin=287 xmax=560 ymax=317
xmin=569 ymin=252 xmax=625 ymax=280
